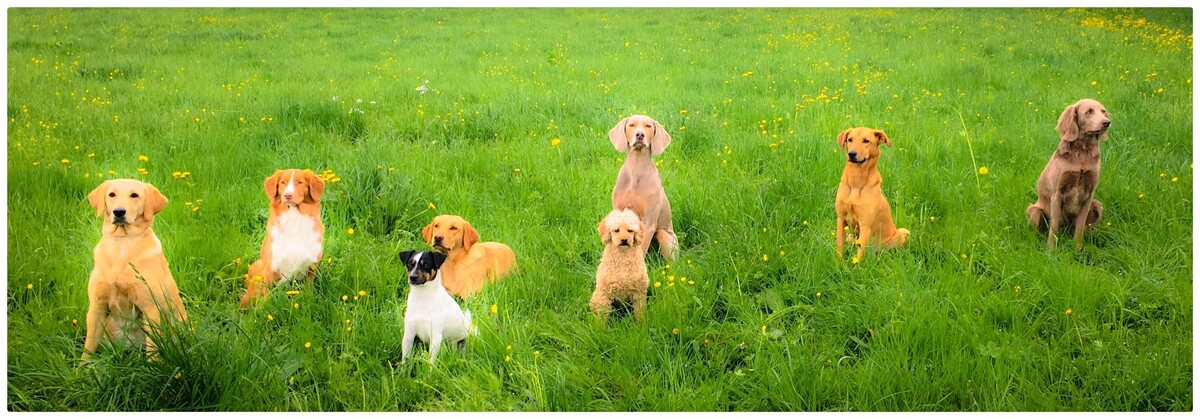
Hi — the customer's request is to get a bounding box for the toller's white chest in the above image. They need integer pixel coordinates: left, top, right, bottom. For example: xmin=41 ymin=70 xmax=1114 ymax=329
xmin=269 ymin=208 xmax=322 ymax=281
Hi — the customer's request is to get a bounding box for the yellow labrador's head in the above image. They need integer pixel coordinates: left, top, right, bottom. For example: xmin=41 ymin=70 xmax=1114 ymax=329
xmin=1057 ymin=99 xmax=1111 ymax=142
xmin=598 ymin=209 xmax=644 ymax=249
xmin=609 ymin=114 xmax=672 ymax=156
xmin=87 ymin=179 xmax=168 ymax=230
xmin=264 ymin=169 xmax=325 ymax=206
xmin=837 ymin=127 xmax=891 ymax=165
xmin=422 ymin=214 xmax=480 ymax=254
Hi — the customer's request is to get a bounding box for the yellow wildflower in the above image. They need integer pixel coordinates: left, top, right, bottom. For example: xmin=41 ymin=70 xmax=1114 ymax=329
xmin=978 ymin=166 xmax=989 ymax=175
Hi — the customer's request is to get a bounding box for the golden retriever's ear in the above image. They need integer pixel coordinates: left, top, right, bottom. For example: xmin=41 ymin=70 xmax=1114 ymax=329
xmin=421 ymin=221 xmax=435 ymax=245
xmin=608 ymin=117 xmax=630 ymax=152
xmin=837 ymin=129 xmax=852 ymax=150
xmin=461 ymin=222 xmax=480 ymax=253
xmin=305 ymin=171 xmax=325 ymax=202
xmin=263 ymin=171 xmax=283 ymax=201
xmin=651 ymin=119 xmax=672 ymax=156
xmin=1056 ymin=102 xmax=1079 ymax=142
xmin=142 ymin=183 xmax=168 ymax=222
xmin=874 ymin=130 xmax=892 ymax=147
xmin=87 ymin=181 xmax=111 ymax=218
xmin=597 ymin=219 xmax=611 ymax=244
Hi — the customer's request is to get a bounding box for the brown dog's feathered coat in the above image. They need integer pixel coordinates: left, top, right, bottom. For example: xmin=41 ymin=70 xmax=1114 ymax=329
xmin=609 ymin=115 xmax=679 ymax=261
xmin=591 ymin=209 xmax=649 ymax=321
xmin=240 ymin=169 xmax=326 ymax=310
xmin=835 ymin=127 xmax=909 ymax=261
xmin=422 ymin=214 xmax=516 ymax=298
xmin=83 ymin=179 xmax=187 ymax=360
xmin=1026 ymin=98 xmax=1110 ymax=250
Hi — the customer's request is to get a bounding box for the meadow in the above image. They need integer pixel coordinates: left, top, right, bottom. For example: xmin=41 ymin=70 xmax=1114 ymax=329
xmin=5 ymin=8 xmax=1193 ymax=411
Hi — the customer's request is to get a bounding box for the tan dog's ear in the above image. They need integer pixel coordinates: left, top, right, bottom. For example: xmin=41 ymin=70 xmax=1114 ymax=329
xmin=87 ymin=181 xmax=111 ymax=217
xmin=263 ymin=170 xmax=283 ymax=201
xmin=142 ymin=183 xmax=168 ymax=222
xmin=837 ymin=128 xmax=852 ymax=150
xmin=421 ymin=221 xmax=435 ymax=245
xmin=597 ymin=219 xmax=611 ymax=244
xmin=608 ymin=117 xmax=630 ymax=152
xmin=875 ymin=130 xmax=892 ymax=147
xmin=306 ymin=171 xmax=325 ymax=202
xmin=461 ymin=221 xmax=479 ymax=253
xmin=651 ymin=119 xmax=672 ymax=156
xmin=1056 ymin=102 xmax=1079 ymax=142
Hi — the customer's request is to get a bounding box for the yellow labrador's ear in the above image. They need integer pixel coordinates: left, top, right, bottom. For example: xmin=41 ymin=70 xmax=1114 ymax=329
xmin=461 ymin=222 xmax=480 ymax=253
xmin=651 ymin=118 xmax=672 ymax=156
xmin=87 ymin=181 xmax=111 ymax=218
xmin=837 ymin=128 xmax=852 ymax=150
xmin=142 ymin=183 xmax=169 ymax=222
xmin=263 ymin=170 xmax=284 ymax=201
xmin=305 ymin=171 xmax=325 ymax=202
xmin=1056 ymin=102 xmax=1080 ymax=142
xmin=608 ymin=117 xmax=630 ymax=152
xmin=874 ymin=130 xmax=892 ymax=147
xmin=597 ymin=218 xmax=611 ymax=244
xmin=421 ymin=221 xmax=435 ymax=245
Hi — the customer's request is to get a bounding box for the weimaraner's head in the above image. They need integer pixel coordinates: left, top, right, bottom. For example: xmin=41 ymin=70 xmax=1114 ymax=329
xmin=1056 ymin=99 xmax=1111 ymax=142
xmin=608 ymin=115 xmax=672 ymax=156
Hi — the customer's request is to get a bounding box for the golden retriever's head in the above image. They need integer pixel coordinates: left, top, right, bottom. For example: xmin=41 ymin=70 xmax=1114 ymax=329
xmin=1057 ymin=99 xmax=1111 ymax=142
xmin=422 ymin=214 xmax=480 ymax=253
xmin=598 ymin=209 xmax=644 ymax=249
xmin=837 ymin=127 xmax=891 ymax=165
xmin=264 ymin=169 xmax=325 ymax=206
xmin=87 ymin=179 xmax=168 ymax=233
xmin=609 ymin=115 xmax=672 ymax=156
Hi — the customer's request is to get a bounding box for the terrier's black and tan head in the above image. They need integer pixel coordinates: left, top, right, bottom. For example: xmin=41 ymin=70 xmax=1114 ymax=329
xmin=399 ymin=250 xmax=447 ymax=287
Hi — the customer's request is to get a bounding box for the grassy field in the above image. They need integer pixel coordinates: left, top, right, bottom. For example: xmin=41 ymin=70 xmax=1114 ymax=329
xmin=5 ymin=8 xmax=1193 ymax=411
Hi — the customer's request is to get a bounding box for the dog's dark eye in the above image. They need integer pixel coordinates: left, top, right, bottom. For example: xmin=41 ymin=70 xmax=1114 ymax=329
xmin=862 ymin=139 xmax=869 ymax=143
xmin=449 ymin=226 xmax=458 ymax=231
xmin=130 ymin=193 xmax=139 ymax=198
xmin=108 ymin=192 xmax=116 ymax=198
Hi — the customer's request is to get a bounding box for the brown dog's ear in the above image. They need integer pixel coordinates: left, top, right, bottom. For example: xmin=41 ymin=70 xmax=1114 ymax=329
xmin=305 ymin=171 xmax=325 ymax=202
xmin=651 ymin=118 xmax=672 ymax=156
xmin=421 ymin=221 xmax=435 ymax=245
xmin=87 ymin=181 xmax=111 ymax=217
xmin=875 ymin=130 xmax=892 ymax=147
xmin=263 ymin=170 xmax=284 ymax=201
xmin=461 ymin=222 xmax=480 ymax=253
xmin=142 ymin=183 xmax=169 ymax=222
xmin=1056 ymin=102 xmax=1080 ymax=142
xmin=837 ymin=128 xmax=852 ymax=150
xmin=597 ymin=219 xmax=611 ymax=244
xmin=608 ymin=117 xmax=630 ymax=152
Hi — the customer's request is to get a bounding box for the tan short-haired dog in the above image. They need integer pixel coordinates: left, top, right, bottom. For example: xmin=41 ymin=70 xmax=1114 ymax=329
xmin=835 ymin=127 xmax=910 ymax=261
xmin=609 ymin=114 xmax=679 ymax=261
xmin=240 ymin=169 xmax=326 ymax=310
xmin=591 ymin=209 xmax=649 ymax=322
xmin=1026 ymin=99 xmax=1110 ymax=250
xmin=422 ymin=214 xmax=516 ymax=298
xmin=83 ymin=179 xmax=187 ymax=360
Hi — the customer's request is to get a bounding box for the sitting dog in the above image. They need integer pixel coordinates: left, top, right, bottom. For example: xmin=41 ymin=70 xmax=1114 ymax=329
xmin=590 ymin=209 xmax=650 ymax=322
xmin=83 ymin=179 xmax=187 ymax=360
xmin=608 ymin=114 xmax=679 ymax=261
xmin=422 ymin=214 xmax=516 ymax=298
xmin=240 ymin=169 xmax=326 ymax=310
xmin=835 ymin=127 xmax=910 ymax=261
xmin=1026 ymin=98 xmax=1110 ymax=250
xmin=399 ymin=250 xmax=474 ymax=365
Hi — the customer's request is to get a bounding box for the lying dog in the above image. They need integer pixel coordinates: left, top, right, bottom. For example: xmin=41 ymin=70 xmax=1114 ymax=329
xmin=399 ymin=250 xmax=474 ymax=365
xmin=422 ymin=214 xmax=516 ymax=298
xmin=590 ymin=209 xmax=649 ymax=322
xmin=1026 ymin=98 xmax=1110 ymax=250
xmin=835 ymin=127 xmax=910 ymax=261
xmin=608 ymin=114 xmax=679 ymax=261
xmin=240 ymin=169 xmax=326 ymax=310
xmin=83 ymin=179 xmax=187 ymax=360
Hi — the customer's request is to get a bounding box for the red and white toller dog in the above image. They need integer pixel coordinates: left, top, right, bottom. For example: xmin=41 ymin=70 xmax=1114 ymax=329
xmin=239 ymin=169 xmax=326 ymax=310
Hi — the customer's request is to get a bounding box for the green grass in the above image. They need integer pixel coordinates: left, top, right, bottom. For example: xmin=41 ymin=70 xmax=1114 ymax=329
xmin=6 ymin=7 xmax=1193 ymax=411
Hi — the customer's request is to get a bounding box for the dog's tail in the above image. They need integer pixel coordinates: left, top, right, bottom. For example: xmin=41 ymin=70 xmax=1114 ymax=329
xmin=464 ymin=309 xmax=479 ymax=336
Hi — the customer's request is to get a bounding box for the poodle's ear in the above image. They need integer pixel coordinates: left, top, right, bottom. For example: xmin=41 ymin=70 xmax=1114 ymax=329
xmin=837 ymin=128 xmax=852 ymax=150
xmin=634 ymin=220 xmax=647 ymax=245
xmin=597 ymin=218 xmax=611 ymax=244
xmin=1056 ymin=101 xmax=1080 ymax=142
xmin=650 ymin=118 xmax=672 ymax=156
xmin=608 ymin=117 xmax=630 ymax=152
xmin=461 ymin=222 xmax=480 ymax=253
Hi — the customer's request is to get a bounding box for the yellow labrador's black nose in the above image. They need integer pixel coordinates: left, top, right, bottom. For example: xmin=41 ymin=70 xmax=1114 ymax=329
xmin=112 ymin=208 xmax=127 ymax=218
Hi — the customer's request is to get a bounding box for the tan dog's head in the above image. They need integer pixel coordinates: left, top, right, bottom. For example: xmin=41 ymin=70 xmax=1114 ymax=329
xmin=837 ymin=127 xmax=891 ymax=165
xmin=87 ymin=179 xmax=168 ymax=232
xmin=1056 ymin=99 xmax=1111 ymax=142
xmin=598 ymin=209 xmax=644 ymax=249
xmin=422 ymin=214 xmax=480 ymax=254
xmin=264 ymin=169 xmax=325 ymax=206
xmin=609 ymin=115 xmax=672 ymax=156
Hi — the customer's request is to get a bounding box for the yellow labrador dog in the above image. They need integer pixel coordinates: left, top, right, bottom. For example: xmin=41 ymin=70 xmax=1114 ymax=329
xmin=835 ymin=127 xmax=909 ymax=261
xmin=609 ymin=115 xmax=678 ymax=261
xmin=1027 ymin=98 xmax=1110 ymax=250
xmin=83 ymin=179 xmax=187 ymax=360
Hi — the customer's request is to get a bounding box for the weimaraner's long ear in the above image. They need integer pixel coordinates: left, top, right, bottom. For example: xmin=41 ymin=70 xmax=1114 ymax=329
xmin=608 ymin=117 xmax=630 ymax=152
xmin=651 ymin=118 xmax=672 ymax=156
xmin=1056 ymin=101 xmax=1080 ymax=142
xmin=836 ymin=128 xmax=852 ymax=150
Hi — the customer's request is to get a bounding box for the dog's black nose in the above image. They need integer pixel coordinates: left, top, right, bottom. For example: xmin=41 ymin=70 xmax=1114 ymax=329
xmin=847 ymin=151 xmax=858 ymax=160
xmin=112 ymin=208 xmax=127 ymax=218
xmin=1102 ymin=120 xmax=1111 ymax=127
xmin=620 ymin=239 xmax=629 ymax=246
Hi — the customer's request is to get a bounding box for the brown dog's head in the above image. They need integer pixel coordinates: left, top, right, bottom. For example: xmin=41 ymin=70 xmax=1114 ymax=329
xmin=609 ymin=115 xmax=672 ymax=156
xmin=837 ymin=127 xmax=891 ymax=165
xmin=264 ymin=169 xmax=325 ymax=206
xmin=1056 ymin=99 xmax=1111 ymax=142
xmin=87 ymin=179 xmax=168 ymax=232
xmin=422 ymin=214 xmax=480 ymax=254
xmin=598 ymin=209 xmax=644 ymax=249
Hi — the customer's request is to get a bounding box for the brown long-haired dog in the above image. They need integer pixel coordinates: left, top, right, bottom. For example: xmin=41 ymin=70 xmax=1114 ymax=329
xmin=609 ymin=114 xmax=679 ymax=261
xmin=240 ymin=169 xmax=326 ymax=310
xmin=834 ymin=127 xmax=910 ymax=262
xmin=591 ymin=209 xmax=649 ymax=322
xmin=1026 ymin=99 xmax=1110 ymax=250
xmin=422 ymin=214 xmax=516 ymax=298
xmin=83 ymin=179 xmax=187 ymax=360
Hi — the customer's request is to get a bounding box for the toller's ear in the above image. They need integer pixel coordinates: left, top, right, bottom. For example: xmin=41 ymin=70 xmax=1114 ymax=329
xmin=305 ymin=171 xmax=325 ymax=202
xmin=142 ymin=183 xmax=169 ymax=222
xmin=875 ymin=130 xmax=892 ymax=147
xmin=88 ymin=181 xmax=111 ymax=218
xmin=597 ymin=219 xmax=611 ymax=244
xmin=421 ymin=221 xmax=435 ymax=245
xmin=608 ymin=117 xmax=630 ymax=152
xmin=837 ymin=129 xmax=852 ymax=150
xmin=1056 ymin=102 xmax=1080 ymax=142
xmin=461 ymin=222 xmax=480 ymax=253
xmin=651 ymin=118 xmax=672 ymax=156
xmin=264 ymin=170 xmax=283 ymax=201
